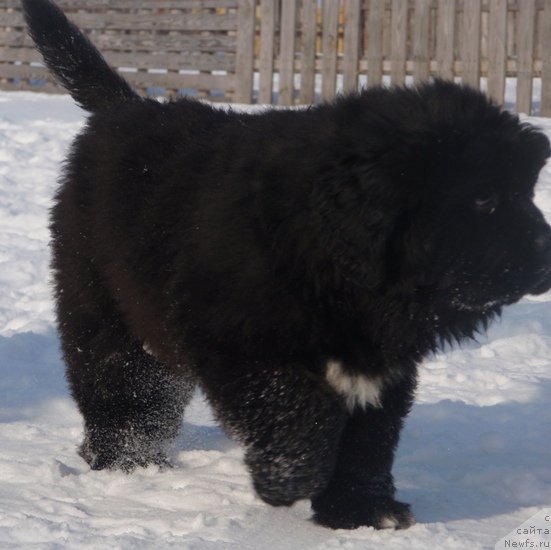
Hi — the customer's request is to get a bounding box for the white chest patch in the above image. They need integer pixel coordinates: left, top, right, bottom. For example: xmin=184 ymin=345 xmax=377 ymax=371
xmin=142 ymin=341 xmax=155 ymax=356
xmin=325 ymin=360 xmax=383 ymax=411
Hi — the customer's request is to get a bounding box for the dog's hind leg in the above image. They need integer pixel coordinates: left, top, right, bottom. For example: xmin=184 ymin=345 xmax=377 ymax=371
xmin=75 ymin=342 xmax=194 ymax=472
xmin=53 ymin=248 xmax=194 ymax=471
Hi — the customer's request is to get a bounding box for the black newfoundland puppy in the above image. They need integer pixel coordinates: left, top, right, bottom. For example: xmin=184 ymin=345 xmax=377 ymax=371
xmin=24 ymin=0 xmax=551 ymax=530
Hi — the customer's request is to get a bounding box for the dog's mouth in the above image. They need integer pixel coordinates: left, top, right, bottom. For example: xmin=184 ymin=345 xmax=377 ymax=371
xmin=446 ymin=280 xmax=539 ymax=313
xmin=449 ymin=296 xmax=502 ymax=313
xmin=447 ymin=273 xmax=551 ymax=312
xmin=413 ymin=279 xmax=506 ymax=313
xmin=434 ymin=258 xmax=551 ymax=311
xmin=528 ymin=267 xmax=551 ymax=295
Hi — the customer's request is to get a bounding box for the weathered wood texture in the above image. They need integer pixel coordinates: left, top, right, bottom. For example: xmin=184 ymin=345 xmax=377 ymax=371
xmin=0 ymin=0 xmax=240 ymax=101
xmin=2 ymin=0 xmax=551 ymax=114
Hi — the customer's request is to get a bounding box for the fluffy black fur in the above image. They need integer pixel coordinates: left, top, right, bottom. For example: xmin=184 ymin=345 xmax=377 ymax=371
xmin=23 ymin=0 xmax=551 ymax=530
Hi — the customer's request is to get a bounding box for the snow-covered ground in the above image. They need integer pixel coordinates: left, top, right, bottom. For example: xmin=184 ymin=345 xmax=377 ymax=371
xmin=1 ymin=91 xmax=550 ymax=549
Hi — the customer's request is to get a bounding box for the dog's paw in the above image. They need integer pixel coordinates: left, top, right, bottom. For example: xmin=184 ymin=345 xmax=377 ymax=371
xmin=250 ymin=467 xmax=328 ymax=507
xmin=313 ymin=497 xmax=415 ymax=530
xmin=78 ymin=438 xmax=170 ymax=473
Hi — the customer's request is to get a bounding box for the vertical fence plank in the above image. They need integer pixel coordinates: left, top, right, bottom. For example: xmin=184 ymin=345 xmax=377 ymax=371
xmin=390 ymin=0 xmax=408 ymax=85
xmin=259 ymin=0 xmax=276 ymax=104
xmin=279 ymin=0 xmax=296 ymax=105
xmin=321 ymin=0 xmax=340 ymax=101
xmin=236 ymin=0 xmax=256 ymax=103
xmin=541 ymin=0 xmax=551 ymax=115
xmin=300 ymin=0 xmax=317 ymax=104
xmin=343 ymin=0 xmax=361 ymax=92
xmin=487 ymin=0 xmax=507 ymax=105
xmin=516 ymin=0 xmax=536 ymax=114
xmin=461 ymin=0 xmax=481 ymax=87
xmin=412 ymin=0 xmax=431 ymax=82
xmin=436 ymin=0 xmax=455 ymax=80
xmin=367 ymin=0 xmax=385 ymax=86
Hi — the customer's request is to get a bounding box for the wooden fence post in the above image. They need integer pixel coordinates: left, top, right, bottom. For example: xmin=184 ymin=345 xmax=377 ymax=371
xmin=279 ymin=0 xmax=296 ymax=105
xmin=321 ymin=0 xmax=340 ymax=101
xmin=436 ymin=0 xmax=456 ymax=81
xmin=542 ymin=0 xmax=551 ymax=116
xmin=412 ymin=0 xmax=431 ymax=82
xmin=300 ymin=0 xmax=318 ymax=104
xmin=390 ymin=0 xmax=408 ymax=85
xmin=487 ymin=0 xmax=507 ymax=105
xmin=367 ymin=0 xmax=385 ymax=87
xmin=343 ymin=0 xmax=361 ymax=93
xmin=258 ymin=0 xmax=277 ymax=104
xmin=516 ymin=0 xmax=536 ymax=115
xmin=461 ymin=0 xmax=481 ymax=88
xmin=236 ymin=0 xmax=256 ymax=104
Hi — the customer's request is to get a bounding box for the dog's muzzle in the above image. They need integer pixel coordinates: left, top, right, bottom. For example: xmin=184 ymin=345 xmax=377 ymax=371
xmin=530 ymin=224 xmax=551 ymax=295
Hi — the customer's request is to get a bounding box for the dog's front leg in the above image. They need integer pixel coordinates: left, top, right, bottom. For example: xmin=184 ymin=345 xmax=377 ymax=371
xmin=311 ymin=373 xmax=417 ymax=529
xmin=197 ymin=357 xmax=347 ymax=507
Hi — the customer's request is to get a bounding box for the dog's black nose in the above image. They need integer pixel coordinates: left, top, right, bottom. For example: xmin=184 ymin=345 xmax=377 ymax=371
xmin=535 ymin=223 xmax=551 ymax=261
xmin=530 ymin=224 xmax=551 ymax=294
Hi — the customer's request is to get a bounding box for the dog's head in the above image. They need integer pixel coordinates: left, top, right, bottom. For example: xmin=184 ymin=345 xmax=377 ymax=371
xmin=417 ymin=117 xmax=551 ymax=312
xmin=313 ymin=81 xmax=551 ymax=312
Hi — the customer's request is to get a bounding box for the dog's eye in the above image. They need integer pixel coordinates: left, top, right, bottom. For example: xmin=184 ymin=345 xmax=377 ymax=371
xmin=474 ymin=194 xmax=498 ymax=214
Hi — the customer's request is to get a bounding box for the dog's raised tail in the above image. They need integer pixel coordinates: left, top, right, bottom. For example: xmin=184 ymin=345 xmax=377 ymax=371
xmin=22 ymin=0 xmax=139 ymax=112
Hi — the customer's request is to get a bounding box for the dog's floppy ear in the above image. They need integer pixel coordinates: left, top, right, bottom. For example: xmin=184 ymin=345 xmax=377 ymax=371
xmin=516 ymin=123 xmax=551 ymax=178
xmin=311 ymin=159 xmax=407 ymax=290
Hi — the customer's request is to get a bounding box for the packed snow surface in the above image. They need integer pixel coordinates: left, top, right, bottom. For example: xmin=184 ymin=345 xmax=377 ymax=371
xmin=1 ymin=91 xmax=551 ymax=549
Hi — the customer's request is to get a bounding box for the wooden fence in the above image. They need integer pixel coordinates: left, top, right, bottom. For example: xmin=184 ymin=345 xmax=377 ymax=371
xmin=2 ymin=0 xmax=551 ymax=115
